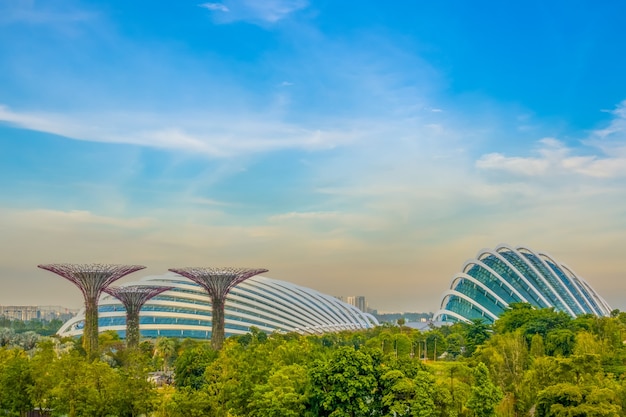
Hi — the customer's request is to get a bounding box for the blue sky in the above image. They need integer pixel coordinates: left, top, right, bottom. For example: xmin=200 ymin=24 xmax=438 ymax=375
xmin=1 ymin=0 xmax=626 ymax=312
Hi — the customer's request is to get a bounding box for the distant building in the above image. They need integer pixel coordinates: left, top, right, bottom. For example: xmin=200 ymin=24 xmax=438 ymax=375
xmin=434 ymin=244 xmax=612 ymax=324
xmin=0 ymin=305 xmax=77 ymax=322
xmin=337 ymin=295 xmax=367 ymax=312
xmin=404 ymin=320 xmax=452 ymax=331
xmin=374 ymin=311 xmax=432 ymax=324
xmin=37 ymin=305 xmax=79 ymax=322
xmin=0 ymin=305 xmax=38 ymax=321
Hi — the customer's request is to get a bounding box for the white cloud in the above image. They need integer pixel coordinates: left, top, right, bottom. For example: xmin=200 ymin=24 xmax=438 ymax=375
xmin=586 ymin=100 xmax=626 ymax=156
xmin=476 ymin=102 xmax=626 ymax=179
xmin=198 ymin=3 xmax=229 ymax=12
xmin=241 ymin=0 xmax=308 ymax=23
xmin=0 ymin=104 xmax=362 ymax=157
xmin=567 ymin=157 xmax=626 ymax=178
xmin=476 ymin=153 xmax=550 ymax=176
xmin=3 ymin=208 xmax=154 ymax=232
xmin=596 ymin=100 xmax=626 ymax=138
xmin=202 ymin=0 xmax=308 ymax=24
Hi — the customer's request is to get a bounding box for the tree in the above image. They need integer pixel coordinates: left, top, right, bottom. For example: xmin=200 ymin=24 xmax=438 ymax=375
xmin=28 ymin=340 xmax=58 ymax=413
xmin=545 ymin=329 xmax=576 ymax=356
xmin=466 ymin=362 xmax=502 ymax=417
xmin=495 ymin=303 xmax=572 ymax=345
xmin=154 ymin=337 xmax=177 ymax=373
xmin=494 ymin=303 xmax=535 ymax=334
xmin=249 ymin=364 xmax=310 ymax=417
xmin=380 ymin=369 xmax=415 ymax=416
xmin=425 ymin=330 xmax=447 ymax=360
xmin=164 ymin=387 xmax=216 ymax=417
xmin=393 ymin=333 xmax=412 ymax=358
xmin=48 ymin=352 xmax=119 ymax=417
xmin=446 ymin=333 xmax=464 ymax=359
xmin=530 ymin=333 xmax=545 ymax=358
xmin=116 ymin=350 xmax=158 ymax=416
xmin=464 ymin=319 xmax=491 ymax=356
xmin=475 ymin=332 xmax=528 ymax=392
xmin=411 ymin=371 xmax=438 ymax=417
xmin=536 ymin=383 xmax=621 ymax=417
xmin=397 ymin=318 xmax=406 ymax=334
xmin=309 ymin=346 xmax=378 ymax=416
xmin=174 ymin=342 xmax=217 ymax=390
xmin=0 ymin=348 xmax=33 ymax=416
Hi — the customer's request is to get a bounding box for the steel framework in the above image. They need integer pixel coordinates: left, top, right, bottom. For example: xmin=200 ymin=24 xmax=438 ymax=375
xmin=104 ymin=285 xmax=172 ymax=348
xmin=168 ymin=267 xmax=268 ymax=349
xmin=37 ymin=263 xmax=145 ymax=358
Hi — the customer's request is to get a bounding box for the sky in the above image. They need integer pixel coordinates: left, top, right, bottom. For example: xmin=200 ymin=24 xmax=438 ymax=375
xmin=1 ymin=0 xmax=626 ymax=313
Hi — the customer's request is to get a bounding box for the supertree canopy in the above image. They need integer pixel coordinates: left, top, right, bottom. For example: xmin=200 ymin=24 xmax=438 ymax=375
xmin=168 ymin=267 xmax=268 ymax=349
xmin=104 ymin=285 xmax=172 ymax=348
xmin=38 ymin=263 xmax=146 ymax=358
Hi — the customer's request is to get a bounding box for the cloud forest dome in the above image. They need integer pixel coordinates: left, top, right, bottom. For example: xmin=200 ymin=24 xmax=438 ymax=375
xmin=434 ymin=244 xmax=612 ymax=324
xmin=58 ymin=272 xmax=378 ymax=340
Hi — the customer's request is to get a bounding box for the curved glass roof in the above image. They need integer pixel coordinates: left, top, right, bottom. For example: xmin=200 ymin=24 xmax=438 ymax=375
xmin=58 ymin=272 xmax=378 ymax=340
xmin=434 ymin=244 xmax=611 ymax=324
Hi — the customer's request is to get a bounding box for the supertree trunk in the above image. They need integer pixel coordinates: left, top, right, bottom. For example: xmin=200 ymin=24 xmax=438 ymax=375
xmin=210 ymin=296 xmax=226 ymax=350
xmin=83 ymin=296 xmax=99 ymax=357
xmin=104 ymin=285 xmax=172 ymax=349
xmin=125 ymin=312 xmax=140 ymax=348
xmin=168 ymin=267 xmax=268 ymax=350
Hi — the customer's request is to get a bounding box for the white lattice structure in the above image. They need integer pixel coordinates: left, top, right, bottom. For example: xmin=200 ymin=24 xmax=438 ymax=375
xmin=434 ymin=244 xmax=612 ymax=324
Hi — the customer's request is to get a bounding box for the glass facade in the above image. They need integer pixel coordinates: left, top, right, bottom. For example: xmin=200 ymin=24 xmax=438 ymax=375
xmin=58 ymin=272 xmax=379 ymax=340
xmin=434 ymin=245 xmax=612 ymax=324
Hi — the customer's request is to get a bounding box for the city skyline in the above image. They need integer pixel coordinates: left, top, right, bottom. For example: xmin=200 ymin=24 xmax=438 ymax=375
xmin=1 ymin=1 xmax=626 ymax=312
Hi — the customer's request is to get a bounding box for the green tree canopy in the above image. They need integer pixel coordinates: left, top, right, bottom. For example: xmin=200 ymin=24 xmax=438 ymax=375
xmin=467 ymin=362 xmax=503 ymax=417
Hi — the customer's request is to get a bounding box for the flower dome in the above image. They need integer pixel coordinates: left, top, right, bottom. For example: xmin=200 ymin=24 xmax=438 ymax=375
xmin=434 ymin=244 xmax=611 ymax=324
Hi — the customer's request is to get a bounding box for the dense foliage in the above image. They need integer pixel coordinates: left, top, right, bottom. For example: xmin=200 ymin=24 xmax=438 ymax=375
xmin=2 ymin=303 xmax=626 ymax=416
xmin=0 ymin=317 xmax=64 ymax=336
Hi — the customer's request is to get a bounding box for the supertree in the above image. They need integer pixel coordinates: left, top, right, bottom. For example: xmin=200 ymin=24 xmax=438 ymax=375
xmin=37 ymin=263 xmax=146 ymax=358
xmin=168 ymin=267 xmax=268 ymax=350
xmin=104 ymin=285 xmax=173 ymax=348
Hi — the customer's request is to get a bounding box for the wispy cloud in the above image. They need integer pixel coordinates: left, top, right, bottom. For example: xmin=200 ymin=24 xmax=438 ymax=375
xmin=476 ymin=102 xmax=626 ymax=179
xmin=269 ymin=211 xmax=388 ymax=232
xmin=0 ymin=104 xmax=363 ymax=156
xmin=198 ymin=3 xmax=230 ymax=13
xmin=477 ymin=152 xmax=550 ymax=176
xmin=0 ymin=1 xmax=95 ymax=26
xmin=190 ymin=197 xmax=236 ymax=207
xmin=587 ymin=100 xmax=626 ymax=155
xmin=200 ymin=0 xmax=308 ymax=24
xmin=4 ymin=209 xmax=154 ymax=232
